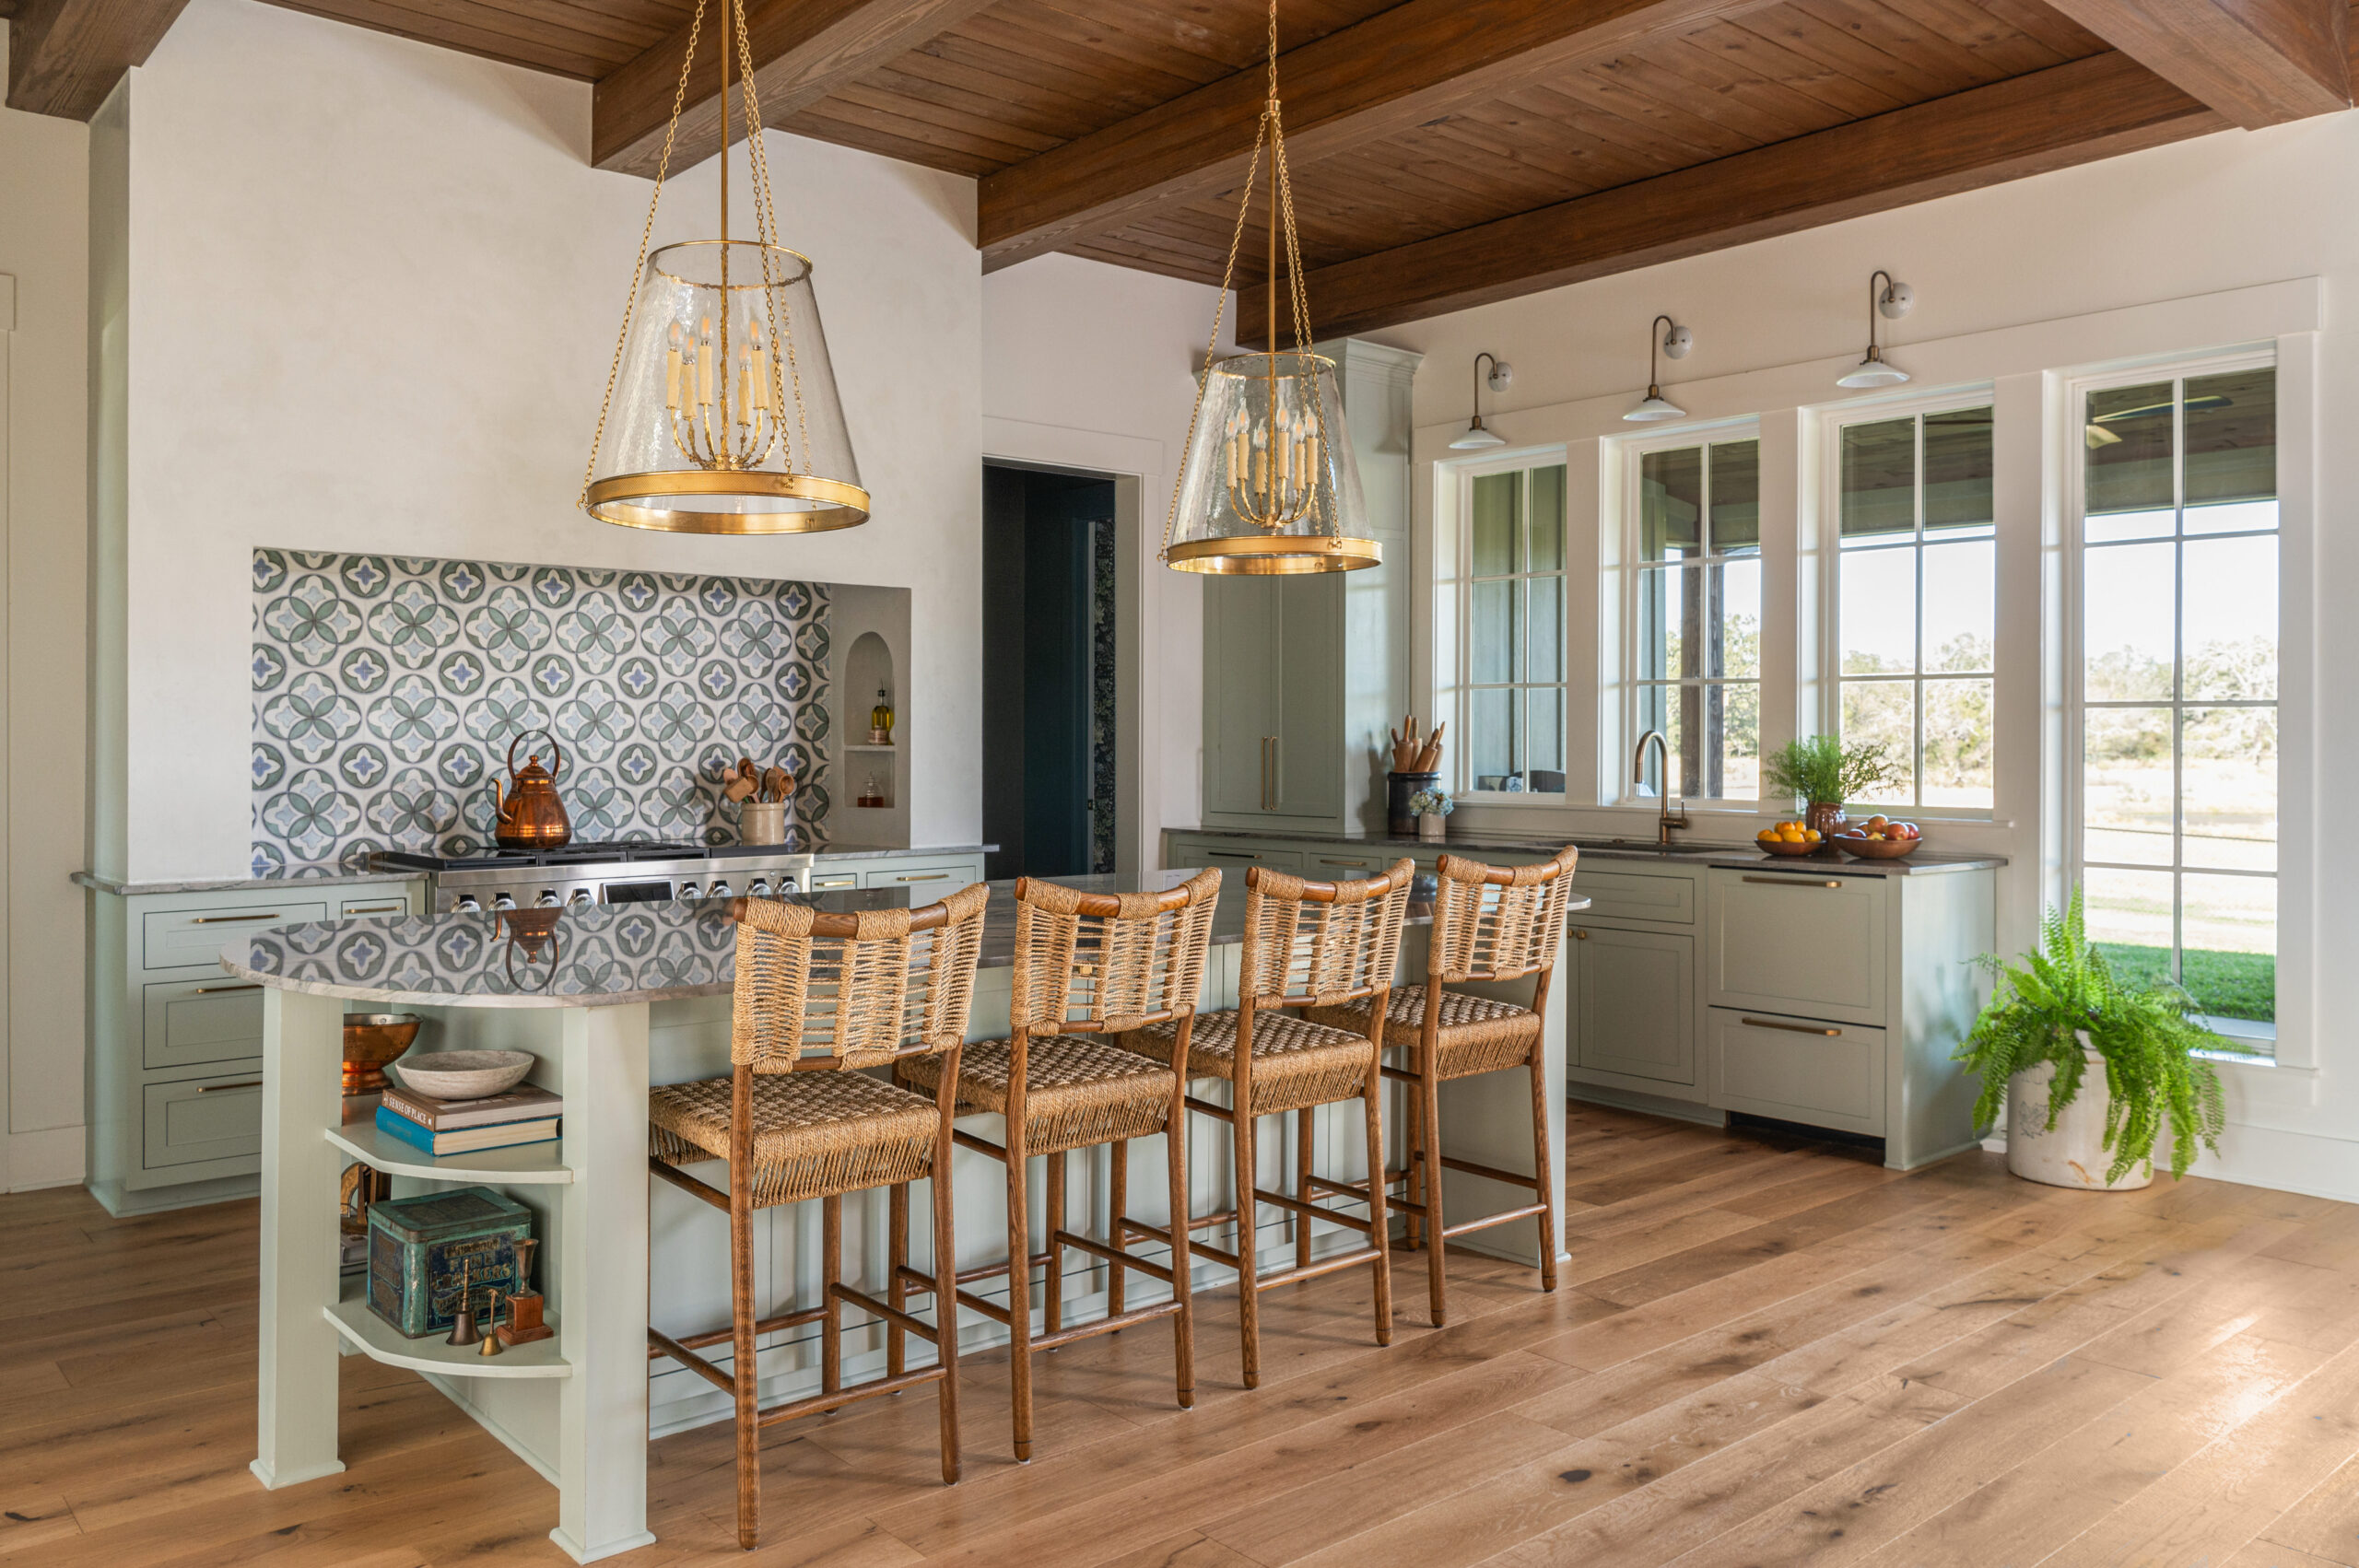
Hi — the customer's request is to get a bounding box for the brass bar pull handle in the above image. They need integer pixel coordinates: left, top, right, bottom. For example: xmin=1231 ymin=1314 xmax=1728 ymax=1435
xmin=895 ymin=873 xmax=948 ymax=883
xmin=344 ymin=902 xmax=405 ymax=915
xmin=1741 ymin=876 xmax=1843 ymax=889
xmin=195 ymin=1080 xmax=264 ymax=1094
xmin=194 ymin=983 xmax=263 ymax=995
xmin=190 ymin=912 xmax=287 ymax=924
xmin=1316 ymin=859 xmax=1367 ymax=868
xmin=1741 ymin=1016 xmax=1842 ymax=1036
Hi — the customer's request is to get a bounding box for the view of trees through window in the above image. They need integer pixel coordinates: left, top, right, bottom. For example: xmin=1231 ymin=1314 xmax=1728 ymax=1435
xmin=2079 ymin=366 xmax=2278 ymax=1030
xmin=1835 ymin=406 xmax=1996 ymax=810
xmin=1635 ymin=439 xmax=1761 ymax=800
xmin=1465 ymin=463 xmax=1569 ymax=792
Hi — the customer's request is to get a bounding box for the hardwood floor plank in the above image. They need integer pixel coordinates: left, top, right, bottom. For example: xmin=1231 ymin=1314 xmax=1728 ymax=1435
xmin=0 ymin=1489 xmax=81 ymax=1552
xmin=2258 ymin=1454 xmax=2359 ymax=1566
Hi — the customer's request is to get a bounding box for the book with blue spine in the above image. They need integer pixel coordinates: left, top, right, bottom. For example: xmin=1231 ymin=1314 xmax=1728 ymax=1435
xmin=375 ymin=1104 xmax=560 ymax=1156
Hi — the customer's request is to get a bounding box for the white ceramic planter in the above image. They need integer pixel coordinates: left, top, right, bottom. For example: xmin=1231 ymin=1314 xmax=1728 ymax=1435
xmin=1417 ymin=813 xmax=1448 ymax=843
xmin=2005 ymin=1045 xmax=2169 ymax=1191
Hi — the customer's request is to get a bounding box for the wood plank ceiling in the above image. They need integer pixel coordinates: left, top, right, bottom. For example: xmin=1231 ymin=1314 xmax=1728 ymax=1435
xmin=7 ymin=0 xmax=2352 ymax=338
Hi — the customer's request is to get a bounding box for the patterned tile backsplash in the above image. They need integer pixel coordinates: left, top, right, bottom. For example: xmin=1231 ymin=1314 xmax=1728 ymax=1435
xmin=251 ymin=549 xmax=829 ymax=873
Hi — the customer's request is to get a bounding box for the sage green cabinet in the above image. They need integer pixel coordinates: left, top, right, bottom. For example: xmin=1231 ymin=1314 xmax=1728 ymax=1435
xmin=1708 ymin=1011 xmax=1886 ymax=1138
xmin=1706 ymin=870 xmax=1886 ymax=1026
xmin=1568 ymin=924 xmax=1696 ymax=1087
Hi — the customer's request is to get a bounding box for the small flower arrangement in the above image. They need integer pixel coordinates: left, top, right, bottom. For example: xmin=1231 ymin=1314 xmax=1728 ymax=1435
xmin=1407 ymin=788 xmax=1453 ymax=817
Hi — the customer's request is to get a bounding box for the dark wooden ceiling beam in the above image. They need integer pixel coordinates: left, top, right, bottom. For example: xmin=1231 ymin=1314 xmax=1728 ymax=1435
xmin=5 ymin=0 xmax=190 ymax=119
xmin=976 ymin=0 xmax=1784 ymax=274
xmin=2034 ymin=0 xmax=2348 ymax=127
xmin=592 ymin=0 xmax=997 ymax=177
xmin=1238 ymin=50 xmax=2228 ymax=345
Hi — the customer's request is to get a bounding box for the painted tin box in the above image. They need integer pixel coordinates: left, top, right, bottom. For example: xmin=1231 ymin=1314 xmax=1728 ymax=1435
xmin=366 ymin=1185 xmax=533 ymax=1339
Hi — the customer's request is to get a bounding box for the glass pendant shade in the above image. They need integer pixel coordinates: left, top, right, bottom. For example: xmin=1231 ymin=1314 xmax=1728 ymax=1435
xmin=1167 ymin=350 xmax=1375 ymax=574
xmin=585 ymin=240 xmax=865 ymax=533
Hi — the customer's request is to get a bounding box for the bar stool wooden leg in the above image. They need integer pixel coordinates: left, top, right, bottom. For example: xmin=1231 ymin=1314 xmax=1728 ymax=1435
xmin=1234 ymin=1097 xmax=1262 ymax=1389
xmin=1362 ymin=1072 xmax=1393 ymax=1347
xmin=887 ymin=1182 xmax=910 ymax=1378
xmin=1294 ymin=1106 xmax=1315 ymax=1275
xmin=1004 ymin=1129 xmax=1034 ymax=1462
xmin=729 ymin=1185 xmax=760 ymax=1550
xmin=1044 ymin=1151 xmax=1066 ymax=1345
xmin=1402 ymin=1094 xmax=1425 ymax=1252
xmin=1419 ymin=1065 xmax=1447 ymax=1327
xmin=1166 ymin=1068 xmax=1195 ymax=1409
xmin=931 ymin=1136 xmax=962 ymax=1485
xmin=1527 ymin=1037 xmax=1558 ymax=1293
xmin=822 ymin=1193 xmax=844 ymax=1399
xmin=1108 ymin=1139 xmax=1129 ymax=1321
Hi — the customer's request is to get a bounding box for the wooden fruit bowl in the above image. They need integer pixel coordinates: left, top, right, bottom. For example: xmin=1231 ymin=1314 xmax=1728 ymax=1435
xmin=1755 ymin=837 xmax=1830 ymax=857
xmin=1833 ymin=834 xmax=1920 ymax=860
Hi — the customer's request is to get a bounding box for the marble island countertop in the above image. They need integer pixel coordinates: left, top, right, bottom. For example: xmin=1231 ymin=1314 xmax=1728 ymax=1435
xmin=74 ymin=842 xmax=995 ymax=898
xmin=218 ymin=870 xmax=1477 ymax=1010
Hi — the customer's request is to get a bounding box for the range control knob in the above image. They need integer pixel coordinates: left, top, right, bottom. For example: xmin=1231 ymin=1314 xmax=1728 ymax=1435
xmin=452 ymin=895 xmax=482 ymax=913
xmin=709 ymin=879 xmax=732 ymax=897
xmin=747 ymin=878 xmax=770 ymax=895
xmin=492 ymin=893 xmax=517 ymax=910
xmin=535 ymin=890 xmax=560 ymax=907
xmin=569 ymin=889 xmax=593 ymax=907
xmin=677 ymin=882 xmax=701 ymax=900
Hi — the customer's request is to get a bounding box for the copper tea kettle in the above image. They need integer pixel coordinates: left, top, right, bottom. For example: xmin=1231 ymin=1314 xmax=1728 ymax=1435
xmin=492 ymin=731 xmax=571 ymax=850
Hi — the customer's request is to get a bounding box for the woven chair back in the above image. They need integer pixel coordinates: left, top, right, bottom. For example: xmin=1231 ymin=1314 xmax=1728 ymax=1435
xmin=731 ymin=883 xmax=992 ymax=1072
xmin=1238 ymin=859 xmax=1414 ymax=1010
xmin=1009 ymin=869 xmax=1222 ymax=1036
xmin=1426 ymin=847 xmax=1581 ymax=985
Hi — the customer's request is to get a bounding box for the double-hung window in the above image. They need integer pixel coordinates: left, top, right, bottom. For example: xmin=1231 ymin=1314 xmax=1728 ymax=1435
xmin=2075 ymin=361 xmax=2278 ymax=1036
xmin=1831 ymin=405 xmax=1997 ymax=809
xmin=1462 ymin=462 xmax=1568 ymax=794
xmin=1629 ymin=437 xmax=1760 ymax=802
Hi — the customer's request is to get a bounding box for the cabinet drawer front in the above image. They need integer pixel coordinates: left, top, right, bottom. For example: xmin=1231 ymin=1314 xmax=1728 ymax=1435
xmin=1708 ymin=1009 xmax=1885 ymax=1136
xmin=144 ymin=1072 xmax=266 ymax=1169
xmin=1568 ymin=868 xmax=1696 ymax=925
xmin=337 ymin=891 xmax=415 ymax=919
xmin=1571 ymin=925 xmax=1696 ymax=1085
xmin=143 ymin=901 xmax=328 ymax=970
xmin=1706 ymin=871 xmax=1886 ymax=1024
xmin=142 ymin=978 xmax=265 ymax=1071
xmin=861 ymin=861 xmax=979 ymax=891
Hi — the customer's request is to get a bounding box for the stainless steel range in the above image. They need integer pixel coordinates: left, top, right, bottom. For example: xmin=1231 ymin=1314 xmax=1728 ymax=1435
xmin=373 ymin=841 xmax=815 ymax=913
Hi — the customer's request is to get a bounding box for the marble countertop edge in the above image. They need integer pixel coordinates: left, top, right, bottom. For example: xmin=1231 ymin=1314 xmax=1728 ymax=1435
xmin=75 ymin=843 xmax=998 ymax=898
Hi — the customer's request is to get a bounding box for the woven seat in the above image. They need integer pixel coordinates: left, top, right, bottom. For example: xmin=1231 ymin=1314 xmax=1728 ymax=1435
xmin=650 ymin=1071 xmax=941 ymax=1210
xmin=900 ymin=1034 xmax=1176 ymax=1157
xmin=1119 ymin=1010 xmax=1374 ymax=1116
xmin=1306 ymin=985 xmax=1542 ymax=1080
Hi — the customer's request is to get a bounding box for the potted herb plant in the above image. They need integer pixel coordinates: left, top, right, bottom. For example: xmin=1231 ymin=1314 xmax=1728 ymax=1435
xmin=1954 ymin=888 xmax=2247 ymax=1189
xmin=1761 ymin=734 xmax=1902 ymax=837
xmin=1406 ymin=787 xmax=1452 ymax=843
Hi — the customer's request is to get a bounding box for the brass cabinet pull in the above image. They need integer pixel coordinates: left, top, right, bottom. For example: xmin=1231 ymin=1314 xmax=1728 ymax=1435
xmin=1573 ymin=929 xmax=1590 ymax=940
xmin=193 ymin=983 xmax=262 ymax=995
xmin=812 ymin=875 xmax=857 ymax=889
xmin=895 ymin=872 xmax=948 ymax=883
xmin=1741 ymin=876 xmax=1843 ymax=889
xmin=344 ymin=902 xmax=405 ymax=915
xmin=196 ymin=1079 xmax=264 ymax=1094
xmin=1207 ymin=851 xmax=1261 ymax=861
xmin=1317 ymin=858 xmax=1368 ymax=868
xmin=1740 ymin=1016 xmax=1842 ymax=1036
xmin=190 ymin=911 xmax=286 ymax=924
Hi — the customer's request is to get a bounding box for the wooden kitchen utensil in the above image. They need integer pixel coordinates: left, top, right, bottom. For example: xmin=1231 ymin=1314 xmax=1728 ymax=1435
xmin=762 ymin=766 xmax=792 ymax=803
xmin=1414 ymin=721 xmax=1447 ymax=773
xmin=722 ymin=767 xmax=757 ymax=803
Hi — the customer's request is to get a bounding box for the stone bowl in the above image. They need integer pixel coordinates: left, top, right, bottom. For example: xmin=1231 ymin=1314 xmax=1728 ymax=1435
xmin=342 ymin=1012 xmax=422 ymax=1094
xmin=391 ymin=1049 xmax=536 ymax=1101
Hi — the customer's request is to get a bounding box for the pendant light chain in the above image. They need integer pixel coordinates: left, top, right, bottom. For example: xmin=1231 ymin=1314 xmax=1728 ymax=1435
xmin=1158 ymin=117 xmax=1268 ymax=561
xmin=580 ymin=0 xmax=709 ymax=508
xmin=730 ymin=3 xmax=814 ymax=477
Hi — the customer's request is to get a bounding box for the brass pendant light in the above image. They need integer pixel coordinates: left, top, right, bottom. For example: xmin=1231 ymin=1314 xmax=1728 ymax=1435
xmin=580 ymin=0 xmax=867 ymax=534
xmin=1161 ymin=0 xmax=1375 ymax=575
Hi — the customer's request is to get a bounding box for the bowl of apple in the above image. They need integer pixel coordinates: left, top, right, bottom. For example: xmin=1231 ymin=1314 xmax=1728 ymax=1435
xmin=1832 ymin=815 xmax=1922 ymax=859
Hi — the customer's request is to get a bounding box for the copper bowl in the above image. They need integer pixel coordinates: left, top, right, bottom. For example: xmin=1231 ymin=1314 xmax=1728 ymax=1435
xmin=1833 ymin=834 xmax=1921 ymax=860
xmin=343 ymin=1012 xmax=421 ymax=1094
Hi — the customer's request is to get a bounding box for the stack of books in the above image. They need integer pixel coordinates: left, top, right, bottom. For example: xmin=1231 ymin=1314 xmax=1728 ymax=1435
xmin=377 ymin=1082 xmax=561 ymax=1156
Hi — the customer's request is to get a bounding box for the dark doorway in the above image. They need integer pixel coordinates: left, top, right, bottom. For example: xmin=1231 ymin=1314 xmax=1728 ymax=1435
xmin=981 ymin=463 xmax=1119 ymax=882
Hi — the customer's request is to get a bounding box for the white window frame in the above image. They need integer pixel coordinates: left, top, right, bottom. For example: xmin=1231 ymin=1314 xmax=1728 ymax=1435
xmin=1613 ymin=419 xmax=1766 ymax=809
xmin=2061 ymin=345 xmax=2293 ymax=1059
xmin=1813 ymin=388 xmax=2002 ymax=821
xmin=1444 ymin=450 xmax=1573 ymax=802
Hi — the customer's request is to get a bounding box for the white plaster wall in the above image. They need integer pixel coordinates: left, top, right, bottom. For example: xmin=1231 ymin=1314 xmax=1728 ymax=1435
xmin=113 ymin=0 xmax=982 ymax=881
xmin=0 ymin=22 xmax=93 ymax=1190
xmin=1368 ymin=111 xmax=2359 ymax=1199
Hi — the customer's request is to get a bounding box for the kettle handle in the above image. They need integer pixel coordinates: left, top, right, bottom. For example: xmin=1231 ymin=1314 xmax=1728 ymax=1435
xmin=507 ymin=728 xmax=565 ymax=780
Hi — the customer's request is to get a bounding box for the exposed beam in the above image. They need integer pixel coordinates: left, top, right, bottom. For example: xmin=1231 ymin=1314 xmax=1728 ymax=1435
xmin=1238 ymin=51 xmax=2228 ymax=345
xmin=593 ymin=0 xmax=994 ymax=178
xmin=2036 ymin=0 xmax=2348 ymax=128
xmin=5 ymin=0 xmax=188 ymax=119
xmin=977 ymin=0 xmax=1777 ymax=274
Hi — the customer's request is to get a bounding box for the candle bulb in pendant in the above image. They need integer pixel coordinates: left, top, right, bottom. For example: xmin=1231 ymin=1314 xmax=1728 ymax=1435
xmin=665 ymin=321 xmax=684 ymax=411
xmin=697 ymin=316 xmax=714 ymax=405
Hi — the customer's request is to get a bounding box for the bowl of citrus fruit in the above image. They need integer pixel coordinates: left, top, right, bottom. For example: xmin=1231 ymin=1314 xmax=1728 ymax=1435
xmin=1831 ymin=815 xmax=1922 ymax=859
xmin=1755 ymin=820 xmax=1828 ymax=856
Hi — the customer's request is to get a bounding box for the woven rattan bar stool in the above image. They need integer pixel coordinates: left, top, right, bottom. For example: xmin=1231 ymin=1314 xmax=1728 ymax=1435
xmin=1117 ymin=859 xmax=1414 ymax=1387
xmin=898 ymin=869 xmax=1221 ymax=1463
xmin=1309 ymin=847 xmax=1579 ymax=1328
xmin=646 ymin=883 xmax=990 ymax=1550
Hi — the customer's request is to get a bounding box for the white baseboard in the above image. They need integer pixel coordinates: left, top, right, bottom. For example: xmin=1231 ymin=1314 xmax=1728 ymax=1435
xmin=4 ymin=1124 xmax=86 ymax=1192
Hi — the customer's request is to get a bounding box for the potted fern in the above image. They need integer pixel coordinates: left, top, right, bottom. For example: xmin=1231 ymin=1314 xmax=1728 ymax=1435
xmin=1954 ymin=888 xmax=2248 ymax=1188
xmin=1761 ymin=735 xmax=1902 ymax=837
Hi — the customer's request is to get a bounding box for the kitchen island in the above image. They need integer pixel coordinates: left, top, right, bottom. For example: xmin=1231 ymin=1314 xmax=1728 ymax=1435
xmin=222 ymin=871 xmax=1579 ymax=1562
